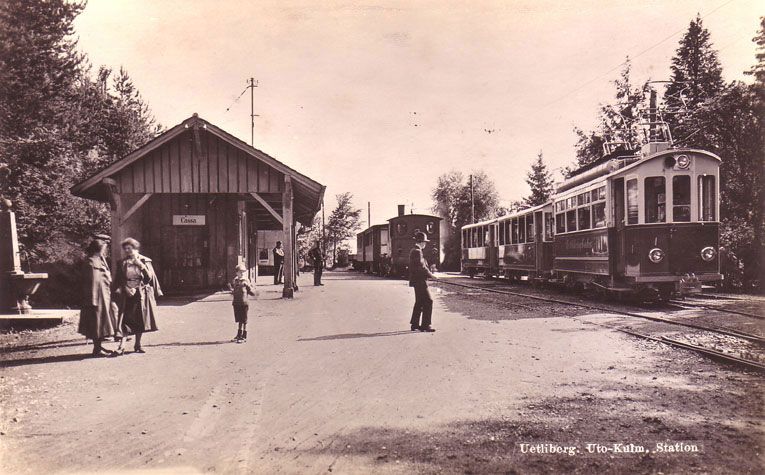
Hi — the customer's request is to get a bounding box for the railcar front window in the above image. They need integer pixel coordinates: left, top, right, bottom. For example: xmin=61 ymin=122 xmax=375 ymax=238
xmin=644 ymin=176 xmax=666 ymax=223
xmin=592 ymin=202 xmax=606 ymax=228
xmin=673 ymin=175 xmax=691 ymax=222
xmin=556 ymin=213 xmax=566 ymax=234
xmin=699 ymin=175 xmax=716 ymax=221
xmin=626 ymin=179 xmax=639 ymax=225
xmin=566 ymin=210 xmax=577 ymax=232
xmin=578 ymin=207 xmax=591 ymax=230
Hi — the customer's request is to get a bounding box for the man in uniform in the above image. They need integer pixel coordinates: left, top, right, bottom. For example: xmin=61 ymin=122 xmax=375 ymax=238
xmin=309 ymin=241 xmax=325 ymax=286
xmin=272 ymin=241 xmax=284 ymax=285
xmin=409 ymin=231 xmax=437 ymax=332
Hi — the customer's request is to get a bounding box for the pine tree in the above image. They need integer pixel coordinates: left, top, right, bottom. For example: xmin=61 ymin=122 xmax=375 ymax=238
xmin=664 ymin=15 xmax=724 ymax=143
xmin=571 ymin=59 xmax=648 ymax=171
xmin=524 ymin=152 xmax=554 ymax=207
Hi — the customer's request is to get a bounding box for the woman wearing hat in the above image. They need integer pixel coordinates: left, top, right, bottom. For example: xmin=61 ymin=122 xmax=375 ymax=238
xmin=409 ymin=231 xmax=437 ymax=332
xmin=78 ymin=238 xmax=118 ymax=357
xmin=113 ymin=237 xmax=162 ymax=354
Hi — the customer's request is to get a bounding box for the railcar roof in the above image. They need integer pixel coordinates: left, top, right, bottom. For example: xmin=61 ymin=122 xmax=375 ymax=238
xmin=496 ymin=202 xmax=551 ymax=221
xmin=462 ymin=218 xmax=498 ymax=229
xmin=554 ymin=148 xmax=721 ymax=199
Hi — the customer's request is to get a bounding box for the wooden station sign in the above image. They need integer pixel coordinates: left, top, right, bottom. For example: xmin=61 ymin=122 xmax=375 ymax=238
xmin=172 ymin=215 xmax=206 ymax=226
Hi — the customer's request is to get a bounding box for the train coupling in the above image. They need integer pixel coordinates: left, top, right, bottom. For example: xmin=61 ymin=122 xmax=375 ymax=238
xmin=678 ymin=273 xmax=702 ymax=295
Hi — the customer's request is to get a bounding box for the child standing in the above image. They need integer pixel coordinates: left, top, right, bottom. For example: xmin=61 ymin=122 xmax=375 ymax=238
xmin=231 ymin=264 xmax=255 ymax=343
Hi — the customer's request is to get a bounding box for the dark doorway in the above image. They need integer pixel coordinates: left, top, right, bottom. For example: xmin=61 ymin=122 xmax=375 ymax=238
xmin=160 ymin=225 xmax=209 ymax=290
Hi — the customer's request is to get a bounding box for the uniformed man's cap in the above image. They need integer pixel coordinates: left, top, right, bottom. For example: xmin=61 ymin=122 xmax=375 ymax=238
xmin=93 ymin=234 xmax=111 ymax=242
xmin=413 ymin=231 xmax=429 ymax=243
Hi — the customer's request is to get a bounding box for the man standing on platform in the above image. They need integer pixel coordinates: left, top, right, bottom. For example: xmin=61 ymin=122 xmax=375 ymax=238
xmin=272 ymin=241 xmax=284 ymax=285
xmin=309 ymin=241 xmax=325 ymax=286
xmin=409 ymin=231 xmax=437 ymax=332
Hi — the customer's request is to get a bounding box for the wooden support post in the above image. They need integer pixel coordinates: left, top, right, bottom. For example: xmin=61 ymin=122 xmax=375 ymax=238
xmin=236 ymin=200 xmax=246 ymax=268
xmin=103 ymin=178 xmax=123 ymax=273
xmin=282 ymin=176 xmax=295 ymax=298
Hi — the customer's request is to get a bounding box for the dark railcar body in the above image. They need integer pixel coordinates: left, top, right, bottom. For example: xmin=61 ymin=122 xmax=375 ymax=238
xmin=388 ymin=214 xmax=441 ymax=275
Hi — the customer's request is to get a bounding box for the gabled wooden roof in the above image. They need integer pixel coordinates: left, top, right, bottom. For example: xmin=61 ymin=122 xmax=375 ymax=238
xmin=71 ymin=114 xmax=325 ymax=224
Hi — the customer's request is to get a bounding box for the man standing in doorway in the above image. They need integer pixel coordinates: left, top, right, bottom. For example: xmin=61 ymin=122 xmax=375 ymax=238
xmin=409 ymin=231 xmax=437 ymax=332
xmin=273 ymin=241 xmax=284 ymax=285
xmin=309 ymin=241 xmax=325 ymax=286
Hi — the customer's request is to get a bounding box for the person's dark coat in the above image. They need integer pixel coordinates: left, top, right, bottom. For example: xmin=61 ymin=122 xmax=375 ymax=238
xmin=309 ymin=247 xmax=324 ymax=269
xmin=409 ymin=246 xmax=435 ymax=287
xmin=114 ymin=254 xmax=162 ymax=334
xmin=78 ymin=256 xmax=118 ymax=340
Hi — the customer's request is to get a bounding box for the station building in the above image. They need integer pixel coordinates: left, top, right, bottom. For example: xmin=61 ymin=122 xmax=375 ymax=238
xmin=71 ymin=114 xmax=325 ymax=296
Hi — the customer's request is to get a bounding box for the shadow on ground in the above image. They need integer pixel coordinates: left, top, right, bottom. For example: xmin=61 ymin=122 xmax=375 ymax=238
xmin=298 ymin=330 xmax=415 ymax=342
xmin=301 ymin=382 xmax=763 ymax=474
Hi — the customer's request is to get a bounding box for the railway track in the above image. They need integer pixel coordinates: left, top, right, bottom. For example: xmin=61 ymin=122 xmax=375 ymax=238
xmin=434 ymin=278 xmax=765 ymax=373
xmin=668 ymin=298 xmax=763 ymax=320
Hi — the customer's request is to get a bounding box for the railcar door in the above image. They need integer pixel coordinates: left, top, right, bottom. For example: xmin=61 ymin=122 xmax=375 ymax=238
xmin=611 ymin=177 xmax=626 ymax=277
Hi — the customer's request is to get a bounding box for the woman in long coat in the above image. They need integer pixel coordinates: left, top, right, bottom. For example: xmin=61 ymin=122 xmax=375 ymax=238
xmin=78 ymin=239 xmax=118 ymax=357
xmin=114 ymin=237 xmax=162 ymax=354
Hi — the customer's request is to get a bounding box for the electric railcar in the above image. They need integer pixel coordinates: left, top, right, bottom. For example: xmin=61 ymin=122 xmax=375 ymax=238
xmin=356 ymin=206 xmax=441 ymax=276
xmin=462 ymin=144 xmax=722 ymax=299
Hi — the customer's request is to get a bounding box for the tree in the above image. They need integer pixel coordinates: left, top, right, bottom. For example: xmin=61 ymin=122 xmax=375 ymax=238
xmin=570 ymin=59 xmax=649 ymax=171
xmin=432 ymin=170 xmax=500 ymax=269
xmin=524 ymin=152 xmax=554 ymax=207
xmin=0 ymin=0 xmax=159 ymax=265
xmin=325 ymin=192 xmax=363 ymax=266
xmin=664 ymin=15 xmax=724 ymax=143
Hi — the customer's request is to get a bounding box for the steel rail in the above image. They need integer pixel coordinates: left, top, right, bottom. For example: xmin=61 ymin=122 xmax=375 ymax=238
xmin=434 ymin=279 xmax=765 ymax=372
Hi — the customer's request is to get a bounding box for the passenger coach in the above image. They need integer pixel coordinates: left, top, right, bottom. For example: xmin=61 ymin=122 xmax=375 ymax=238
xmin=461 ymin=141 xmax=722 ymax=299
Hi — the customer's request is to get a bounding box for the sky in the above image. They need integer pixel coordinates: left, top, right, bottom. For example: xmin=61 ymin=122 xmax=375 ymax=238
xmin=74 ymin=0 xmax=761 ymax=226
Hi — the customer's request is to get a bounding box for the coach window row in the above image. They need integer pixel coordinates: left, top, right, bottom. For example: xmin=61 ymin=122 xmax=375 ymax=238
xmin=641 ymin=174 xmax=715 ymax=223
xmin=498 ymin=214 xmax=534 ymax=245
xmin=554 ymin=185 xmax=606 ymax=234
xmin=463 ymin=225 xmax=488 ymax=248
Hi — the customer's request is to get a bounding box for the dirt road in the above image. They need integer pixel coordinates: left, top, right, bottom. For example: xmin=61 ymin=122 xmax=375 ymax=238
xmin=1 ymin=272 xmax=762 ymax=474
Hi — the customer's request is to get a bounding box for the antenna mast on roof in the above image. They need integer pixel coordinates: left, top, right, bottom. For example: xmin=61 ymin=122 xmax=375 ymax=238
xmin=248 ymin=78 xmax=259 ymax=146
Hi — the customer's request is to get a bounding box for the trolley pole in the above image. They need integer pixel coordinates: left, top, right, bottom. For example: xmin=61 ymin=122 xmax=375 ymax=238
xmin=368 ymin=201 xmax=371 ymax=227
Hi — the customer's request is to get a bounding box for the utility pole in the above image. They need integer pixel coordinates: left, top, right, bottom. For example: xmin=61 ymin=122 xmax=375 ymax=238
xmin=367 ymin=202 xmax=371 ymax=227
xmin=248 ymin=77 xmax=258 ymax=146
xmin=469 ymin=174 xmax=475 ymax=224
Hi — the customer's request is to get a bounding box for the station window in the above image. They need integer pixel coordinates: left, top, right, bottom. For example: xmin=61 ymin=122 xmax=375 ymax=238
xmin=626 ymin=179 xmax=639 ymax=225
xmin=526 ymin=215 xmax=534 ymax=242
xmin=544 ymin=212 xmax=554 ymax=241
xmin=592 ymin=202 xmax=606 ymax=228
xmin=518 ymin=216 xmax=526 ymax=243
xmin=644 ymin=176 xmax=666 ymax=223
xmin=566 ymin=210 xmax=578 ymax=232
xmin=699 ymin=175 xmax=716 ymax=221
xmin=556 ymin=213 xmax=566 ymax=234
xmin=578 ymin=206 xmax=591 ymax=230
xmin=673 ymin=175 xmax=691 ymax=222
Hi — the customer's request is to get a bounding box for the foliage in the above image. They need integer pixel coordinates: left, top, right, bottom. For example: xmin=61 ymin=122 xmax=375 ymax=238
xmin=664 ymin=15 xmax=724 ymax=143
xmin=432 ymin=170 xmax=500 ymax=270
xmin=325 ymin=192 xmax=363 ymax=265
xmin=0 ymin=0 xmax=159 ymax=269
xmin=570 ymin=59 xmax=649 ymax=171
xmin=524 ymin=152 xmax=554 ymax=207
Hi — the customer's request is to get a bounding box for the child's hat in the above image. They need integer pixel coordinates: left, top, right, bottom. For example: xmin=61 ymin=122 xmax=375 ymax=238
xmin=235 ymin=264 xmax=247 ymax=272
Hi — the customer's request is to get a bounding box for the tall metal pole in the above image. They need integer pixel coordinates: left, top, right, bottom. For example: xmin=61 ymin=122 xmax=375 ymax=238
xmin=249 ymin=77 xmax=256 ymax=146
xmin=367 ymin=201 xmax=371 ymax=227
xmin=470 ymin=174 xmax=475 ymax=224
